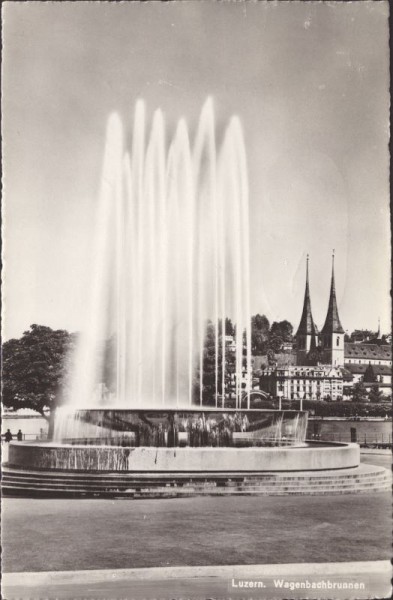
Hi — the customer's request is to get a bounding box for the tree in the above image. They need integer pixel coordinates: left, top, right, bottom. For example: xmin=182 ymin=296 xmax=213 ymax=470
xmin=251 ymin=314 xmax=270 ymax=355
xmin=268 ymin=320 xmax=293 ymax=353
xmin=224 ymin=317 xmax=235 ymax=337
xmin=368 ymin=386 xmax=384 ymax=404
xmin=364 ymin=364 xmax=377 ymax=383
xmin=349 ymin=329 xmax=374 ymax=343
xmin=267 ymin=349 xmax=276 ymax=366
xmin=199 ymin=321 xmax=219 ymax=404
xmin=193 ymin=320 xmax=237 ymax=406
xmin=351 ymin=381 xmax=368 ymax=403
xmin=2 ymin=325 xmax=77 ymax=435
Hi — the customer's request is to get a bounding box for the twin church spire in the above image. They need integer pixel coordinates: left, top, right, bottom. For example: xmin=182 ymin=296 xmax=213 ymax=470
xmin=296 ymin=251 xmax=345 ymax=366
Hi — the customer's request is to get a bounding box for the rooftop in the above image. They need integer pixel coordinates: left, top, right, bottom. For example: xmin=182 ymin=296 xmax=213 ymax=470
xmin=345 ymin=343 xmax=391 ymax=361
xmin=344 ymin=363 xmax=391 ymax=376
xmin=261 ymin=365 xmax=343 ymax=377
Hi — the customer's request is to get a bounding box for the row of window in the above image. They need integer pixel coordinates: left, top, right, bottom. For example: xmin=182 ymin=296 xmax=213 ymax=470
xmin=274 ymin=372 xmax=341 ymax=378
xmin=277 ymin=384 xmax=342 ymax=392
xmin=347 ymin=359 xmax=387 ymax=365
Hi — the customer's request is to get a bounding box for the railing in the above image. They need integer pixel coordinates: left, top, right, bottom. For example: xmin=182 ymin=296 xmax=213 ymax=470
xmin=1 ymin=432 xmax=48 ymax=442
xmin=309 ymin=432 xmax=392 ymax=448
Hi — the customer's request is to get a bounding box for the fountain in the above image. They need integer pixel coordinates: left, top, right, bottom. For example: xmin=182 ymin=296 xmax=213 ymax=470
xmin=5 ymin=100 xmax=385 ymax=497
xmin=67 ymin=98 xmax=251 ymax=412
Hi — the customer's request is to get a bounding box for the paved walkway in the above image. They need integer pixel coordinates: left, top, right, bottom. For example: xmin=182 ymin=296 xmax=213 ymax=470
xmin=3 ymin=561 xmax=392 ymax=600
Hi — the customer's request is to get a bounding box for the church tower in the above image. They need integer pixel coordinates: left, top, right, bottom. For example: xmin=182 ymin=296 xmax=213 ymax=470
xmin=320 ymin=251 xmax=345 ymax=366
xmin=296 ymin=255 xmax=319 ymax=365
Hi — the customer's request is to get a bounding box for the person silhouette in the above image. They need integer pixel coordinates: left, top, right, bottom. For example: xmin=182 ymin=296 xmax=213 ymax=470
xmin=3 ymin=429 xmax=13 ymax=442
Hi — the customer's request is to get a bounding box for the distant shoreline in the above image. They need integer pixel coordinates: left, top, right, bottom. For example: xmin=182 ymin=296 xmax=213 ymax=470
xmin=2 ymin=415 xmax=46 ymax=419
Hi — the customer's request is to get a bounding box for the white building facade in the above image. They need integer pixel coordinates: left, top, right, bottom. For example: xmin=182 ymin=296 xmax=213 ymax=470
xmin=260 ymin=365 xmax=344 ymax=401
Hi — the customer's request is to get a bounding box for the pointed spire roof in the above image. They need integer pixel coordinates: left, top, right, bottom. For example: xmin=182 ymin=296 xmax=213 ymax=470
xmin=296 ymin=255 xmax=319 ymax=337
xmin=376 ymin=318 xmax=381 ymax=339
xmin=321 ymin=250 xmax=345 ymax=335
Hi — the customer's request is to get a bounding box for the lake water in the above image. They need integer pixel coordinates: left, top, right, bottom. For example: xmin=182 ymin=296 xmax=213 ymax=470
xmin=307 ymin=419 xmax=392 ymax=444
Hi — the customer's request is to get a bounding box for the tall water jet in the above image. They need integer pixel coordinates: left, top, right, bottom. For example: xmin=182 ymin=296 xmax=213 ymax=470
xmin=59 ymin=98 xmax=252 ymax=433
xmin=6 ymin=101 xmax=375 ymax=499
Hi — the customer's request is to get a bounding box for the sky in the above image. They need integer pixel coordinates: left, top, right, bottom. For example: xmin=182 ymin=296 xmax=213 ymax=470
xmin=2 ymin=0 xmax=390 ymax=341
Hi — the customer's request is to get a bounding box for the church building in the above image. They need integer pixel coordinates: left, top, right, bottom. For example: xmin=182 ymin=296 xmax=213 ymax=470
xmin=260 ymin=254 xmax=346 ymax=402
xmin=296 ymin=252 xmax=344 ymax=367
xmin=260 ymin=252 xmax=391 ymax=401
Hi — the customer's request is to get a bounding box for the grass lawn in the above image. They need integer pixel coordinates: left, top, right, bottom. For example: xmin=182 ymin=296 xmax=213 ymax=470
xmin=2 ymin=489 xmax=391 ymax=573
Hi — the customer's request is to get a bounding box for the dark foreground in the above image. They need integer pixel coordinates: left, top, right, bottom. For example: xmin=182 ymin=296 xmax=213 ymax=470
xmin=2 ymin=490 xmax=391 ymax=573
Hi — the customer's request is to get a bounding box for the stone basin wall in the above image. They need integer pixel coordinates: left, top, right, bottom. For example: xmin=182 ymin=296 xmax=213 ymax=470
xmin=8 ymin=442 xmax=360 ymax=472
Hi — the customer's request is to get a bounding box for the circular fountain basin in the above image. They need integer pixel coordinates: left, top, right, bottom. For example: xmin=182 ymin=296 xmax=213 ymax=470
xmin=7 ymin=409 xmax=360 ymax=473
xmin=7 ymin=441 xmax=360 ymax=473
